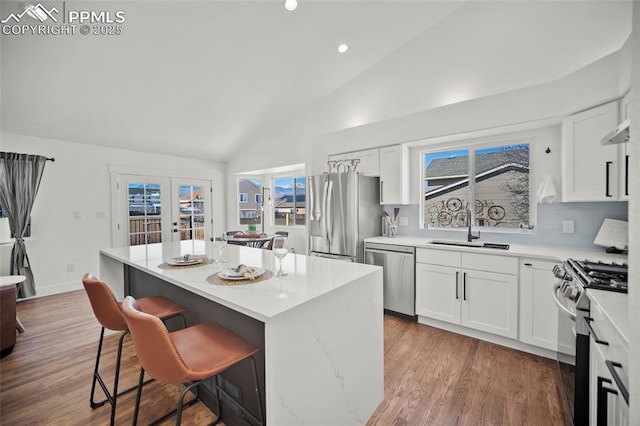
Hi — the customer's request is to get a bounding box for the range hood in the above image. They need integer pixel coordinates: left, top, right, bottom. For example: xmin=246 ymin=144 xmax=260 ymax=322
xmin=601 ymin=118 xmax=630 ymax=145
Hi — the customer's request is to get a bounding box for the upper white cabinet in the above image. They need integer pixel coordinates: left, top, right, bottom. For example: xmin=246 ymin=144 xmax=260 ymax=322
xmin=618 ymin=93 xmax=631 ymax=200
xmin=379 ymin=145 xmax=409 ymax=205
xmin=328 ymin=149 xmax=379 ymax=176
xmin=561 ymin=100 xmax=621 ymax=201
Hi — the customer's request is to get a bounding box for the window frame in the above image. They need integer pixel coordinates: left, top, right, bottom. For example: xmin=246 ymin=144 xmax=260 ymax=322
xmin=420 ymin=138 xmax=533 ymax=232
xmin=236 ymin=177 xmax=262 ymax=226
xmin=271 ymin=172 xmax=306 ymax=228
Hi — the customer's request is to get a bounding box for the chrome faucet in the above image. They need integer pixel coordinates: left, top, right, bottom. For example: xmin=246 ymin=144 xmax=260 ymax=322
xmin=467 ymin=209 xmax=480 ymax=242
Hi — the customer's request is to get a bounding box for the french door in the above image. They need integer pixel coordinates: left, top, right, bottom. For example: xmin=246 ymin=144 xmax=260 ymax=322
xmin=113 ymin=174 xmax=212 ymax=247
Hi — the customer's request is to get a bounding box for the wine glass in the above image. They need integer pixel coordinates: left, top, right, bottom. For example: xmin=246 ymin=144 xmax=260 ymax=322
xmin=212 ymin=232 xmax=227 ymax=263
xmin=272 ymin=236 xmax=289 ymax=277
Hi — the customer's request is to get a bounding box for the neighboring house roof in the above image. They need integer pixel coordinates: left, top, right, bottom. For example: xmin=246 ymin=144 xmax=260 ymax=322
xmin=425 ymin=148 xmax=529 ymax=178
xmin=425 ymin=163 xmax=529 ymax=200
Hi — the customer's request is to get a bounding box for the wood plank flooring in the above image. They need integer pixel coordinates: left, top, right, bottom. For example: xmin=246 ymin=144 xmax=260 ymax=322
xmin=1 ymin=290 xmax=569 ymax=425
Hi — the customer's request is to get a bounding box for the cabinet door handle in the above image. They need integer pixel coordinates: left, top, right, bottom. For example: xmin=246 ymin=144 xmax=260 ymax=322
xmin=606 ymin=360 xmax=630 ymax=404
xmin=625 ymin=154 xmax=629 ymax=196
xmin=597 ymin=376 xmax=616 ymax=426
xmin=584 ymin=317 xmax=609 ymax=345
xmin=463 ymin=272 xmax=467 ymax=301
xmin=524 ymin=262 xmax=532 ymax=267
xmin=380 ymin=181 xmax=384 ymax=203
xmin=455 ymin=271 xmax=459 ymax=299
xmin=605 ymin=161 xmax=612 ymax=197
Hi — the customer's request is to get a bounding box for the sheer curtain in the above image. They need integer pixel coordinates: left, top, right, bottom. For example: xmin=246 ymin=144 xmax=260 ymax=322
xmin=0 ymin=152 xmax=48 ymax=298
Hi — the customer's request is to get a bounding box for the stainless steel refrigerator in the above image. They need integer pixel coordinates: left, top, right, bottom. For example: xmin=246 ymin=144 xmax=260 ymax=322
xmin=307 ymin=171 xmax=382 ymax=262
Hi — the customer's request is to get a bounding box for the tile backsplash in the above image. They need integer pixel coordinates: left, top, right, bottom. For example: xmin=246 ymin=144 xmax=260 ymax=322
xmin=385 ymin=202 xmax=629 ymax=249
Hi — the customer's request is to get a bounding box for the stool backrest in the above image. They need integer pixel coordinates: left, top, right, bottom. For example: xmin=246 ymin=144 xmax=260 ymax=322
xmin=82 ymin=273 xmax=127 ymax=331
xmin=121 ymin=296 xmax=190 ymax=384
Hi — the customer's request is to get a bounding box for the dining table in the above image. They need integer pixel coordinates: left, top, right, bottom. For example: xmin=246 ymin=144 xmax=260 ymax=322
xmin=227 ymin=233 xmax=275 ymax=248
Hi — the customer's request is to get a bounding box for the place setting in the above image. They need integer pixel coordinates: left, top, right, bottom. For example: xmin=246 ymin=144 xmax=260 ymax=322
xmin=157 ymin=253 xmax=214 ymax=269
xmin=207 ymin=235 xmax=289 ymax=285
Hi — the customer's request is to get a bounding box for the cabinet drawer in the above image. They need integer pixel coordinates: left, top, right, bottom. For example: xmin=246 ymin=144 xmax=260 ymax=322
xmin=461 ymin=252 xmax=518 ymax=275
xmin=416 ymin=248 xmax=460 ymax=267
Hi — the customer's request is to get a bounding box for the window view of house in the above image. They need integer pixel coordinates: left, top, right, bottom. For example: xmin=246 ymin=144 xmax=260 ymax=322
xmin=423 ymin=143 xmax=530 ymax=229
xmin=273 ymin=176 xmax=306 ymax=226
xmin=128 ymin=183 xmax=162 ymax=245
xmin=238 ymin=178 xmax=262 ymax=225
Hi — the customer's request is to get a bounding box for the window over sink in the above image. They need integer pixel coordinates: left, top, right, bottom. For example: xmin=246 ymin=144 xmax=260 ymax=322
xmin=421 ymin=142 xmax=530 ymax=230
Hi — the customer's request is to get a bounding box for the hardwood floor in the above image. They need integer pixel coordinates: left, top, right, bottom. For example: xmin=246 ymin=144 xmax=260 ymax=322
xmin=1 ymin=290 xmax=569 ymax=425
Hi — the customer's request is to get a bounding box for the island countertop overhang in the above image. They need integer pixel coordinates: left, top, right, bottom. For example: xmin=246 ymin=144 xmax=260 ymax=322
xmin=99 ymin=242 xmax=382 ymax=322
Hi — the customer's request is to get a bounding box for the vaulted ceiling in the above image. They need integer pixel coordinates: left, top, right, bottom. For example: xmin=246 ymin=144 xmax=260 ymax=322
xmin=0 ymin=1 xmax=632 ymax=161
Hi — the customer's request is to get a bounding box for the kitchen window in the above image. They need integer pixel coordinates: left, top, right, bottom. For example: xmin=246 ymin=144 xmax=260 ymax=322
xmin=273 ymin=175 xmax=306 ymax=226
xmin=237 ymin=178 xmax=262 ymax=225
xmin=422 ymin=142 xmax=530 ymax=230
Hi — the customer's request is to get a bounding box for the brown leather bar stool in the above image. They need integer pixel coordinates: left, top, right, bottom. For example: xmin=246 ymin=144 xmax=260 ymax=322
xmin=82 ymin=273 xmax=187 ymax=426
xmin=121 ymin=295 xmax=264 ymax=426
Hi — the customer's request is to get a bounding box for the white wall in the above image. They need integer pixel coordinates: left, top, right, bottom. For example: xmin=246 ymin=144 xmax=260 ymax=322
xmin=0 ymin=133 xmax=225 ymax=297
xmin=628 ymin=2 xmax=639 ymax=424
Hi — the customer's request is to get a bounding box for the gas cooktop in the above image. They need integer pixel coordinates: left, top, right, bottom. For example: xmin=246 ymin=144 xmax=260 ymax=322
xmin=566 ymin=259 xmax=628 ymax=293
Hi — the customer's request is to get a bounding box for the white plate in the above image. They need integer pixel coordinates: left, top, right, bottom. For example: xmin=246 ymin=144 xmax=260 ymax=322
xmin=167 ymin=257 xmax=204 ymax=266
xmin=219 ymin=267 xmax=265 ymax=280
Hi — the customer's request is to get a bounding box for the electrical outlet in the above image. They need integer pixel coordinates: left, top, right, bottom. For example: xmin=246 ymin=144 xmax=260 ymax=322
xmin=96 ymin=211 xmax=107 ymax=220
xmin=398 ymin=216 xmax=409 ymax=226
xmin=73 ymin=211 xmax=82 ymax=220
xmin=562 ymin=220 xmax=575 ymax=234
xmin=67 ymin=264 xmax=75 ymax=273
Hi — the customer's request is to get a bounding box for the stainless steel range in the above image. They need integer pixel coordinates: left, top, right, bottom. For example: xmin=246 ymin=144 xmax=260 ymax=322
xmin=552 ymin=259 xmax=628 ymax=425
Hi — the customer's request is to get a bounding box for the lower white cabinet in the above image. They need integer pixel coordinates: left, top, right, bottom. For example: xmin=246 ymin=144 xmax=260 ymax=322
xmin=590 ymin=339 xmax=628 ymax=426
xmin=519 ymin=259 xmax=560 ymax=351
xmin=416 ymin=249 xmax=518 ymax=339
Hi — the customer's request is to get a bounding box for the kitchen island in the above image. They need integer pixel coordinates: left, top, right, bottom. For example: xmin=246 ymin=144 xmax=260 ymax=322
xmin=99 ymin=241 xmax=383 ymax=426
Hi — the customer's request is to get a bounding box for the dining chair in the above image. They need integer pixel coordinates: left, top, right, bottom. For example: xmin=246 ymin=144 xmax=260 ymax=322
xmin=120 ymin=296 xmax=264 ymax=426
xmin=82 ymin=273 xmax=187 ymax=426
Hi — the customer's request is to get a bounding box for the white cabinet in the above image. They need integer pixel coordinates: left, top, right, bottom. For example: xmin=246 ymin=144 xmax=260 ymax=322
xmin=590 ymin=339 xmax=628 ymax=426
xmin=619 ymin=93 xmax=631 ymax=201
xmin=328 ymin=149 xmax=379 ymax=176
xmin=415 ymin=249 xmax=518 ymax=339
xmin=562 ymin=100 xmax=621 ymax=201
xmin=379 ymin=145 xmax=409 ymax=205
xmin=519 ymin=259 xmax=573 ymax=352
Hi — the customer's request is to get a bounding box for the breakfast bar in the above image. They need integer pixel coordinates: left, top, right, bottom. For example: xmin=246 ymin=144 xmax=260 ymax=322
xmin=99 ymin=241 xmax=384 ymax=426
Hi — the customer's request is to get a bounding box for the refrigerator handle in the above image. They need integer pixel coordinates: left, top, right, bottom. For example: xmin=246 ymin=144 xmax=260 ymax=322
xmin=308 ymin=176 xmax=316 ymax=221
xmin=325 ymin=180 xmax=333 ymax=246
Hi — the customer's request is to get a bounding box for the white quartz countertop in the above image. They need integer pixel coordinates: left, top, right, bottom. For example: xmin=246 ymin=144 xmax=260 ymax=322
xmin=365 ymin=236 xmax=628 ymax=264
xmin=587 ymin=289 xmax=630 ymax=346
xmin=100 ymin=241 xmax=381 ymax=322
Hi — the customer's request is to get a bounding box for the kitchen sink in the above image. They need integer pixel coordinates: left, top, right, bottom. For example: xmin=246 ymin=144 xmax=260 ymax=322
xmin=428 ymin=240 xmax=510 ymax=250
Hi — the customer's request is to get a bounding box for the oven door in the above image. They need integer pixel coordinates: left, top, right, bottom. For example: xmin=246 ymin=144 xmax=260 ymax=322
xmin=552 ymin=281 xmax=580 ymax=424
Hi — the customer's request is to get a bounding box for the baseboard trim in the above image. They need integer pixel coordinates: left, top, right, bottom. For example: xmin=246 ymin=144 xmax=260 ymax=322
xmin=18 ymin=280 xmax=83 ymax=301
xmin=417 ymin=316 xmax=558 ymax=360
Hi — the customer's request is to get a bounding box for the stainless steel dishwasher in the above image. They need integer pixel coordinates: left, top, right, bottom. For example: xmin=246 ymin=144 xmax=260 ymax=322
xmin=364 ymin=242 xmax=416 ymax=319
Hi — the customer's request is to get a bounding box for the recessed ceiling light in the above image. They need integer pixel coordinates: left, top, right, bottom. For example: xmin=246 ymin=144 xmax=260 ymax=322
xmin=338 ymin=44 xmax=349 ymax=54
xmin=284 ymin=0 xmax=298 ymax=11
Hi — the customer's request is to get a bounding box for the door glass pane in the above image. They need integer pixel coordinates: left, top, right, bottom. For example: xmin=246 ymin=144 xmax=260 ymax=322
xmin=474 ymin=144 xmax=529 ymax=228
xmin=128 ymin=183 xmax=162 ymax=246
xmin=238 ymin=178 xmax=262 ymax=225
xmin=423 ymin=149 xmax=470 ymax=228
xmin=178 ymin=184 xmax=205 ymax=241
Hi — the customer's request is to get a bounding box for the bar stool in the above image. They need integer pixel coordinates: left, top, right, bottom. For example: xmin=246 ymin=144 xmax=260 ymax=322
xmin=120 ymin=295 xmax=264 ymax=426
xmin=82 ymin=273 xmax=187 ymax=426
